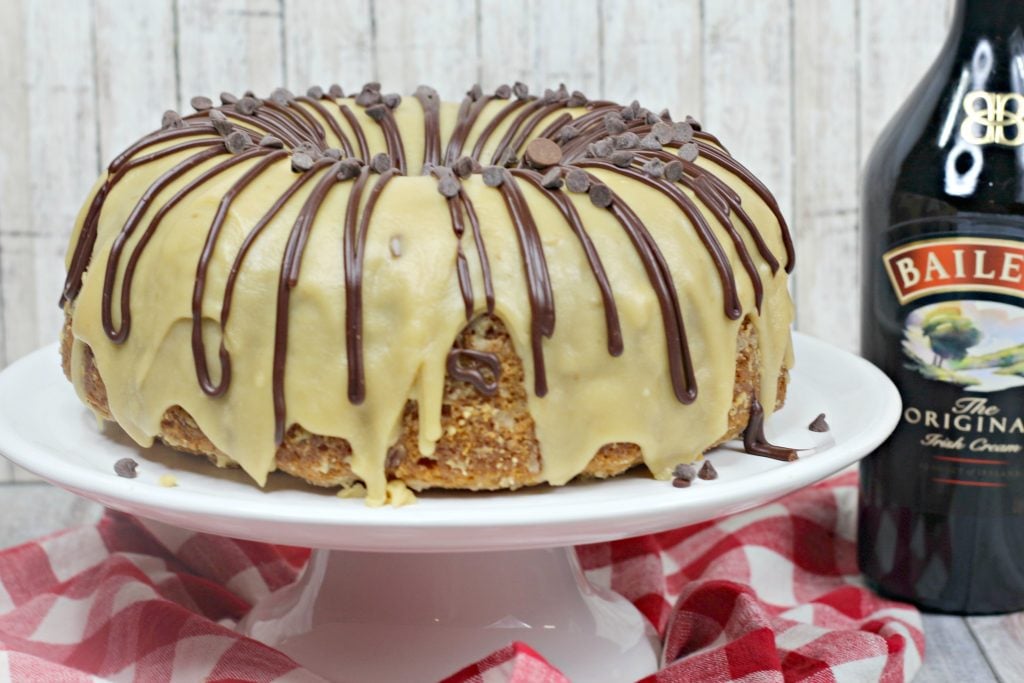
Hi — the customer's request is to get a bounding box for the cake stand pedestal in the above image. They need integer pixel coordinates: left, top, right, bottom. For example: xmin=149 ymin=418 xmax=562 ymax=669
xmin=238 ymin=547 xmax=659 ymax=681
xmin=0 ymin=334 xmax=901 ymax=682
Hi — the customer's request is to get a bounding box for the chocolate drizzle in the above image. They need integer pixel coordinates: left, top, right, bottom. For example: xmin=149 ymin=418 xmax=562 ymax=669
xmin=446 ymin=349 xmax=502 ymax=396
xmin=64 ymin=83 xmax=795 ymax=457
xmin=495 ymin=170 xmax=556 ymax=397
xmin=743 ymin=397 xmax=798 ymax=461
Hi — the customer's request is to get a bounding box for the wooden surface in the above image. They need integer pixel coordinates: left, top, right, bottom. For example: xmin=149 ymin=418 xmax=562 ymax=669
xmin=0 ymin=483 xmax=1015 ymax=681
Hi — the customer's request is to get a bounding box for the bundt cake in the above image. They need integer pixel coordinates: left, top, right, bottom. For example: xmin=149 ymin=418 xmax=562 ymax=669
xmin=59 ymin=81 xmax=796 ymax=505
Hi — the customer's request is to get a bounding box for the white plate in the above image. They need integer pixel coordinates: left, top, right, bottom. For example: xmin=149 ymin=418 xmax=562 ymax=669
xmin=0 ymin=333 xmax=899 ymax=552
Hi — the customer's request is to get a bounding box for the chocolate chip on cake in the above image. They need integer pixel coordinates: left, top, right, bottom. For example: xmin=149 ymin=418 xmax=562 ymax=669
xmin=482 ymin=166 xmax=505 ymax=187
xmin=259 ymin=134 xmax=284 ymax=148
xmin=190 ymin=95 xmax=213 ymax=112
xmin=524 ymin=138 xmax=563 ymax=169
xmin=540 ymin=167 xmax=564 ymax=189
xmin=565 ymin=168 xmax=590 ymax=193
xmin=454 ymin=156 xmax=475 ymax=178
xmin=664 ymin=160 xmax=684 ymax=182
xmin=589 ymin=183 xmax=613 ymax=208
xmin=328 ymin=83 xmax=345 ymax=98
xmin=209 ymin=109 xmax=233 ymax=137
xmin=371 ymin=152 xmax=392 ymax=173
xmin=678 ymin=142 xmax=700 ymax=162
xmin=161 ymin=110 xmax=184 ymax=130
xmin=224 ymin=130 xmax=251 ymax=154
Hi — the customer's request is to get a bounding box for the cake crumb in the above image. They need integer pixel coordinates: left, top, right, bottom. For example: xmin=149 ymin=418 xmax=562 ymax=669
xmin=159 ymin=474 xmax=178 ymax=488
xmin=385 ymin=480 xmax=417 ymax=507
xmin=337 ymin=482 xmax=367 ymax=499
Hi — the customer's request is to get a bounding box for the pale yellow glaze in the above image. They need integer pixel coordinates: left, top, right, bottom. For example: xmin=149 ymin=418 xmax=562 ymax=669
xmin=65 ymin=94 xmax=795 ymax=505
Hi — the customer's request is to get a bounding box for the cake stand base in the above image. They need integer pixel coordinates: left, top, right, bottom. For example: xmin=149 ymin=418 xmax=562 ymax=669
xmin=237 ymin=547 xmax=660 ymax=682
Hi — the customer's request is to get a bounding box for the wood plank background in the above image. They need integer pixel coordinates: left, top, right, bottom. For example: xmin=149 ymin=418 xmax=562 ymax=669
xmin=0 ymin=0 xmax=952 ymax=483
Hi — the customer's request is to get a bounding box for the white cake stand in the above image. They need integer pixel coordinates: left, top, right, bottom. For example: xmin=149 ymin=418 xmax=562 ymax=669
xmin=0 ymin=334 xmax=899 ymax=682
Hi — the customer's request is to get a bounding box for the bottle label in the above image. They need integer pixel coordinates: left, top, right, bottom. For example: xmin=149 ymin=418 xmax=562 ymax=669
xmin=960 ymin=91 xmax=1024 ymax=147
xmin=882 ymin=230 xmax=1024 ymax=513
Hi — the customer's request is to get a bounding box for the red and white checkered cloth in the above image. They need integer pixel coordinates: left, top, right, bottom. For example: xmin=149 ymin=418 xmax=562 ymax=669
xmin=0 ymin=471 xmax=923 ymax=682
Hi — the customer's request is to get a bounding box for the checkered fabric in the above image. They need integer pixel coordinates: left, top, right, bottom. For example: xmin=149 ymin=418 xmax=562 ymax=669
xmin=0 ymin=471 xmax=923 ymax=682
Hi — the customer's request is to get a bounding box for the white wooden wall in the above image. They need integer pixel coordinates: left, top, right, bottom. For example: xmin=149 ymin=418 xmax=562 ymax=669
xmin=0 ymin=0 xmax=951 ymax=481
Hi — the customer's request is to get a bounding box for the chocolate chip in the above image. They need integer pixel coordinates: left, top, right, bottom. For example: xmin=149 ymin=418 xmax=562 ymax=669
xmin=114 ymin=457 xmax=138 ymax=479
xmin=613 ymin=132 xmax=640 ymax=149
xmin=620 ymin=106 xmax=636 ymax=122
xmin=557 ymin=125 xmax=579 ymax=143
xmin=467 ymin=83 xmax=483 ymax=101
xmin=610 ymin=150 xmax=634 ymax=167
xmin=494 ymin=84 xmax=512 ymax=99
xmin=540 ymin=167 xmax=563 ymax=189
xmin=293 ymin=141 xmax=319 ymax=157
xmin=236 ymin=96 xmax=261 ymax=115
xmin=382 ymin=93 xmax=402 ymax=109
xmin=243 ymin=90 xmax=256 ymax=98
xmin=323 ymin=147 xmax=343 ymax=160
xmin=513 ymin=81 xmax=529 ymax=99
xmin=556 ymin=83 xmax=569 ymax=100
xmin=500 ymin=151 xmax=518 ymax=168
xmin=365 ymin=104 xmax=387 ymax=122
xmin=220 ymin=91 xmax=238 ymax=105
xmin=604 ymin=113 xmax=627 ymax=135
xmin=639 ymin=133 xmax=663 ymax=151
xmin=291 ymin=151 xmax=315 ymax=172
xmin=259 ymin=134 xmax=284 ymax=149
xmin=673 ymin=122 xmax=695 ymax=143
xmin=270 ymin=87 xmax=294 ymax=105
xmin=698 ymin=460 xmax=718 ymax=480
xmin=337 ymin=158 xmax=363 ymax=180
xmin=209 ymin=110 xmax=233 ymax=136
xmin=642 ymin=158 xmax=665 ymax=178
xmin=672 ymin=478 xmax=691 ymax=488
xmin=567 ymin=90 xmax=588 ymax=108
xmin=161 ymin=110 xmax=184 ymax=130
xmin=659 ymin=108 xmax=672 ymax=122
xmin=307 ymin=85 xmax=324 ymax=99
xmin=685 ymin=115 xmax=702 ymax=131
xmin=355 ymin=86 xmax=381 ymax=107
xmin=593 ymin=138 xmax=614 ymax=158
xmin=437 ymin=172 xmax=460 ymax=198
xmin=415 ymin=85 xmax=437 ymax=100
xmin=224 ymin=130 xmax=251 ymax=153
xmin=190 ymin=95 xmax=213 ymax=111
xmin=565 ymin=168 xmax=590 ymax=193
xmin=589 ymin=183 xmax=613 ymax=208
xmin=386 ymin=444 xmax=406 ymax=470
xmin=541 ymin=88 xmax=558 ymax=104
xmin=809 ymin=414 xmax=830 ymax=432
xmin=482 ymin=166 xmax=505 ymax=187
xmin=329 ymin=83 xmax=345 ymax=98
xmin=364 ymin=81 xmax=381 ymax=91
xmin=664 ymin=160 xmax=684 ymax=182
xmin=645 ymin=110 xmax=660 ymax=125
xmin=672 ymin=463 xmax=696 ymax=481
xmin=371 ymin=152 xmax=392 ymax=173
xmin=652 ymin=121 xmax=675 ymax=144
xmin=678 ymin=142 xmax=700 ymax=162
xmin=453 ymin=156 xmax=475 ymax=178
xmin=524 ymin=138 xmax=563 ymax=168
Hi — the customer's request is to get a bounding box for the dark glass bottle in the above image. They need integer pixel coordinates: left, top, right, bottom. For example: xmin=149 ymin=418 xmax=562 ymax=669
xmin=859 ymin=0 xmax=1024 ymax=614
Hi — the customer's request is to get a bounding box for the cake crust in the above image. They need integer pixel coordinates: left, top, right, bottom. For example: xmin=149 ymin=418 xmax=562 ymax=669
xmin=62 ymin=313 xmax=786 ymax=491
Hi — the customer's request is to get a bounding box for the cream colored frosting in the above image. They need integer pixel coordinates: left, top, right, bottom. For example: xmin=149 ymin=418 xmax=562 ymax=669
xmin=65 ymin=91 xmax=794 ymax=505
